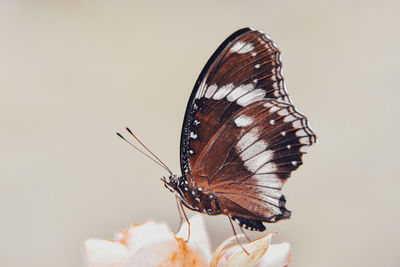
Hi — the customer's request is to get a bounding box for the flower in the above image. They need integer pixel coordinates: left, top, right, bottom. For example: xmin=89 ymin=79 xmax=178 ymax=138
xmin=210 ymin=233 xmax=290 ymax=267
xmin=83 ymin=215 xmax=291 ymax=267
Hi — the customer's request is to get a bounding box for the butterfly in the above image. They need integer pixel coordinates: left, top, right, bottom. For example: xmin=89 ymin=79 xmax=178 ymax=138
xmin=160 ymin=27 xmax=316 ymax=232
xmin=120 ymin=27 xmax=316 ymax=233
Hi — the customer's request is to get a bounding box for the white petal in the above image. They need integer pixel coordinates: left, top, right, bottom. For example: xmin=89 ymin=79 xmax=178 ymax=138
xmin=83 ymin=239 xmax=128 ymax=267
xmin=256 ymin=242 xmax=291 ymax=267
xmin=176 ymin=215 xmax=212 ymax=262
xmin=126 ymin=238 xmax=209 ymax=267
xmin=118 ymin=221 xmax=173 ymax=254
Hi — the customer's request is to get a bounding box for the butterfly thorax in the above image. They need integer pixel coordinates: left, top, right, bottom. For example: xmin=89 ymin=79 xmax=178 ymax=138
xmin=166 ymin=174 xmax=222 ymax=215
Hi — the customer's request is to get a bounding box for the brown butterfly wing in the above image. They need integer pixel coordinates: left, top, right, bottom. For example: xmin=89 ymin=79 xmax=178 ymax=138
xmin=196 ymin=100 xmax=315 ymax=224
xmin=179 ymin=28 xmax=316 ymax=229
xmin=180 ymin=28 xmax=291 ymax=179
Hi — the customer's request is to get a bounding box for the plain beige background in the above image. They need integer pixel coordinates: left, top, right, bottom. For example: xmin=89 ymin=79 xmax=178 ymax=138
xmin=1 ymin=1 xmax=399 ymax=266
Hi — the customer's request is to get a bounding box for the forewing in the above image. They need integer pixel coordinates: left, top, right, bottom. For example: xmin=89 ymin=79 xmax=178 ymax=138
xmin=180 ymin=28 xmax=291 ymax=180
xmin=194 ymin=28 xmax=290 ymax=103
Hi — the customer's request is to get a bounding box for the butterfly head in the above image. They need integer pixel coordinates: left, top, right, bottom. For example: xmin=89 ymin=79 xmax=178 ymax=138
xmin=161 ymin=174 xmax=180 ymax=193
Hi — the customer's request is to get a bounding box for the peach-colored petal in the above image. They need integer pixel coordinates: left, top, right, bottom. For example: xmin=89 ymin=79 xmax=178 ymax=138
xmin=211 ymin=233 xmax=276 ymax=267
xmin=256 ymin=242 xmax=290 ymax=267
xmin=176 ymin=214 xmax=212 ymax=261
xmin=83 ymin=239 xmax=129 ymax=267
xmin=116 ymin=220 xmax=172 ymax=254
xmin=126 ymin=236 xmax=209 ymax=267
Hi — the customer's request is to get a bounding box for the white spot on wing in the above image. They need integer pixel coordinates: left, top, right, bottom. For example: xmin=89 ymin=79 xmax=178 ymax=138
xmin=264 ymin=102 xmax=273 ymax=108
xmin=239 ymin=43 xmax=255 ymax=54
xmin=236 ymin=127 xmax=260 ymax=153
xmin=205 ymin=84 xmax=218 ymax=98
xmin=299 ymin=137 xmax=310 ymax=144
xmin=296 ymin=129 xmax=307 ymax=137
xmin=244 ymin=150 xmax=274 ymax=173
xmin=258 ymin=194 xmax=281 ymax=209
xmin=252 ymin=173 xmax=283 ymax=188
xmin=283 ymin=115 xmax=296 ymax=123
xmin=230 ymin=41 xmax=246 ymax=52
xmin=259 ymin=187 xmax=282 ymax=199
xmin=240 ymin=140 xmax=267 ymax=161
xmin=195 ymin=83 xmax=207 ymax=99
xmin=236 ymin=89 xmax=266 ymax=106
xmin=269 ymin=106 xmax=279 ymax=113
xmin=278 ymin=109 xmax=289 ymax=116
xmin=292 ymin=120 xmax=303 ymax=128
xmin=190 ymin=132 xmax=197 ymax=139
xmin=234 ymin=114 xmax=254 ymax=127
xmin=255 ymin=64 xmax=260 ymax=69
xmin=231 ymin=41 xmax=255 ymax=54
xmin=257 ymin=162 xmax=277 ymax=174
xmin=213 ymin=83 xmax=234 ymax=100
xmin=227 ymin=84 xmax=255 ymax=102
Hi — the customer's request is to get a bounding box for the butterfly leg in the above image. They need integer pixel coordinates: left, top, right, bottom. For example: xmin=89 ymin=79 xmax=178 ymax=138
xmin=175 ymin=195 xmax=184 ymax=231
xmin=238 ymin=224 xmax=251 ymax=242
xmin=179 ymin=200 xmax=191 ymax=242
xmin=225 ymin=210 xmax=249 ymax=255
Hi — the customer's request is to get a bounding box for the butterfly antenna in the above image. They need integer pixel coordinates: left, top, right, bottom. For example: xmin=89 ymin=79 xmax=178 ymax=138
xmin=116 ymin=132 xmax=172 ymax=174
xmin=125 ymin=127 xmax=173 ymax=175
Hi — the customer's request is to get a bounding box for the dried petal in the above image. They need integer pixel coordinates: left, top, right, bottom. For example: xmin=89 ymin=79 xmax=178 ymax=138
xmin=211 ymin=233 xmax=278 ymax=267
xmin=256 ymin=242 xmax=290 ymax=267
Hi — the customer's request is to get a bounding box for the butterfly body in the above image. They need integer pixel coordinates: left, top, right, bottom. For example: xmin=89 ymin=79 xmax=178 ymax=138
xmin=163 ymin=27 xmax=316 ymax=232
xmin=165 ymin=175 xmax=222 ymax=216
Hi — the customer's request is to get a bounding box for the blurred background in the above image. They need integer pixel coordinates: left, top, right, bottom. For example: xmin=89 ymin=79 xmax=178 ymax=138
xmin=1 ymin=1 xmax=399 ymax=266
